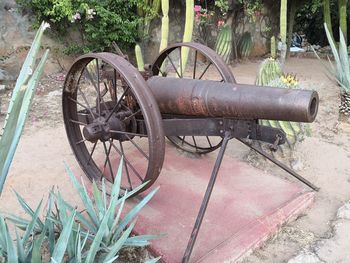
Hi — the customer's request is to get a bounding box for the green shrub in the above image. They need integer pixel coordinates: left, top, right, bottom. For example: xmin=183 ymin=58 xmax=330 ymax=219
xmin=17 ymin=0 xmax=142 ymax=54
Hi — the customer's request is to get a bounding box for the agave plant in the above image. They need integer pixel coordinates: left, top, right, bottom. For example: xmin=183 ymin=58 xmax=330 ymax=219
xmin=2 ymin=160 xmax=161 ymax=262
xmin=315 ymin=24 xmax=350 ymax=115
xmin=0 ymin=195 xmax=75 ymax=263
xmin=0 ymin=22 xmax=49 ymax=195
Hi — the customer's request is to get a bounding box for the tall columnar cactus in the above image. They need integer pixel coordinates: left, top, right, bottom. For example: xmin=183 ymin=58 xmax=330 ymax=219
xmin=135 ymin=44 xmax=145 ymax=71
xmin=323 ymin=0 xmax=334 ymax=42
xmin=159 ymin=0 xmax=169 ymax=53
xmin=271 ymin=36 xmax=277 ymax=59
xmin=180 ymin=0 xmax=194 ymax=74
xmin=339 ymin=0 xmax=348 ymax=44
xmin=279 ymin=0 xmax=287 ymax=67
xmin=0 ymin=22 xmax=49 ymax=194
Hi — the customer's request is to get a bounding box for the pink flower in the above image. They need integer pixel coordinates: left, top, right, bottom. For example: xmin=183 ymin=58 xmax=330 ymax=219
xmin=217 ymin=20 xmax=225 ymax=27
xmin=194 ymin=5 xmax=202 ymax=12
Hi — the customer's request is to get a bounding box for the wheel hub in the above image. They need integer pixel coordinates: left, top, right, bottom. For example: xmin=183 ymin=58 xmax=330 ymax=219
xmin=83 ymin=109 xmax=136 ymax=142
xmin=83 ymin=116 xmax=111 ymax=142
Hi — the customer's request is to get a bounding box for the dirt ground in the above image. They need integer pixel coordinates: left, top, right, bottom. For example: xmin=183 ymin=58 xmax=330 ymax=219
xmin=0 ymin=57 xmax=349 ymax=262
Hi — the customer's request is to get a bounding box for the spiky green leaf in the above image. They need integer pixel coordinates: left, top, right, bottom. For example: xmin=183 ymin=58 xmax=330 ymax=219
xmin=51 ymin=211 xmax=76 ymax=263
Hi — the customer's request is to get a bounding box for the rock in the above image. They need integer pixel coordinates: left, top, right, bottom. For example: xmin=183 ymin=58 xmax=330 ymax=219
xmin=337 ymin=201 xmax=350 ymax=220
xmin=288 ymin=252 xmax=323 ymax=263
xmin=48 ymin=90 xmax=62 ymax=97
xmin=291 ymin=158 xmax=304 ymax=171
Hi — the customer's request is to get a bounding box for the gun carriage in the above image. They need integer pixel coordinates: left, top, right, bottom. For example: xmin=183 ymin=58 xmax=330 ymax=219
xmin=62 ymin=43 xmax=319 ymax=262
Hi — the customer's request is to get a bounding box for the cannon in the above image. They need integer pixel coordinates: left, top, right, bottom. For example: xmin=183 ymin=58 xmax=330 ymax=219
xmin=62 ymin=42 xmax=319 ymax=262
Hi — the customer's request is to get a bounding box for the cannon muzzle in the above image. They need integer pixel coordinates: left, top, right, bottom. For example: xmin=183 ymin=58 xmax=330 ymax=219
xmin=147 ymin=76 xmax=319 ymax=123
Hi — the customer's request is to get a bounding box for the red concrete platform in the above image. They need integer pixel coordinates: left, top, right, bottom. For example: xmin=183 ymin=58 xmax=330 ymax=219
xmin=126 ymin=145 xmax=315 ymax=263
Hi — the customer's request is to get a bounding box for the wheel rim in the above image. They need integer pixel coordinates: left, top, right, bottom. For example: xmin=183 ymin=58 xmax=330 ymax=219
xmin=151 ymin=42 xmax=236 ymax=154
xmin=63 ymin=53 xmax=165 ymax=196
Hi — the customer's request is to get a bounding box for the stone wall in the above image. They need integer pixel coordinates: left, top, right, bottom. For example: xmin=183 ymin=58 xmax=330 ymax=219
xmin=0 ymin=1 xmax=277 ymax=82
xmin=140 ymin=6 xmax=277 ymax=64
xmin=0 ymin=0 xmax=72 ymax=83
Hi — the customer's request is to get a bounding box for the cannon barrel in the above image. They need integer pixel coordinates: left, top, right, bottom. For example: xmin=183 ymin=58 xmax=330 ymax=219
xmin=147 ymin=76 xmax=319 ymax=123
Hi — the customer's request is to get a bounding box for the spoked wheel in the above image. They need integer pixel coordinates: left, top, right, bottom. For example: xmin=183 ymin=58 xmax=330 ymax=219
xmin=151 ymin=42 xmax=236 ymax=154
xmin=63 ymin=53 xmax=165 ymax=197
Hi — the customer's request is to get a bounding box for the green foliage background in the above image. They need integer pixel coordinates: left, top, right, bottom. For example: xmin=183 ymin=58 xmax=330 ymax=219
xmin=17 ymin=0 xmax=143 ymax=54
xmin=295 ymin=0 xmax=350 ymax=45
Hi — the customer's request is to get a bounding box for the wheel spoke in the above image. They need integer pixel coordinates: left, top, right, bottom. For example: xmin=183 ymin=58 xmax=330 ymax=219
xmin=77 ymin=86 xmax=96 ymax=119
xmin=116 ymin=140 xmax=143 ymax=182
xmin=84 ymin=67 xmax=110 ymax=113
xmin=69 ymin=119 xmax=86 ymax=126
xmin=88 ymin=141 xmax=98 ymax=164
xmin=198 ymin=62 xmax=212 ymax=80
xmin=110 ymin=141 xmax=132 ymax=189
xmin=76 ymin=139 xmax=87 ymax=145
xmin=68 ymin=97 xmax=91 ymax=115
xmin=110 ymin=130 xmax=148 ymax=138
xmin=179 ymin=47 xmax=183 ymax=78
xmin=102 ymin=141 xmax=114 ymax=182
xmin=113 ymin=69 xmax=117 ymax=101
xmin=124 ymin=134 xmax=149 ymax=160
xmin=156 ymin=65 xmax=166 ymax=77
xmin=166 ymin=54 xmax=182 ymax=78
xmin=123 ymin=109 xmax=141 ymax=122
xmin=192 ymin=136 xmax=198 ymax=150
xmin=193 ymin=50 xmax=198 ymax=79
xmin=105 ymin=86 xmax=130 ymax=121
xmin=95 ymin=59 xmax=101 ymax=115
xmin=206 ymin=136 xmax=213 ymax=148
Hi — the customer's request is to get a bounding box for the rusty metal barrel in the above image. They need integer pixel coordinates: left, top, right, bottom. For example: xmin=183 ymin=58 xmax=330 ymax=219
xmin=147 ymin=76 xmax=319 ymax=123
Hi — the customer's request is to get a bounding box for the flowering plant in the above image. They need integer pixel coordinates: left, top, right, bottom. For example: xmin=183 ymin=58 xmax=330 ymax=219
xmin=194 ymin=4 xmax=209 ymax=26
xmin=193 ymin=1 xmax=212 ymax=45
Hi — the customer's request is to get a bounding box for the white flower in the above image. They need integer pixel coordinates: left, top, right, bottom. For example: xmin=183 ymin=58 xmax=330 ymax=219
xmin=42 ymin=22 xmax=50 ymax=30
xmin=86 ymin=9 xmax=96 ymax=20
xmin=71 ymin=12 xmax=81 ymax=23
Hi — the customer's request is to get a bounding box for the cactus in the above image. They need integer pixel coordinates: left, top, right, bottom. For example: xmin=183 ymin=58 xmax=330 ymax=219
xmin=339 ymin=0 xmax=348 ymax=44
xmin=159 ymin=0 xmax=169 ymax=53
xmin=215 ymin=24 xmax=232 ymax=63
xmin=180 ymin=0 xmax=194 ymax=74
xmin=323 ymin=0 xmax=334 ymax=42
xmin=255 ymin=59 xmax=305 ymax=151
xmin=135 ymin=44 xmax=145 ymax=71
xmin=280 ymin=0 xmax=287 ymax=43
xmin=267 ymin=74 xmax=305 ymax=146
xmin=279 ymin=0 xmax=287 ymax=67
xmin=255 ymin=58 xmax=282 ymax=86
xmin=271 ymin=36 xmax=277 ymax=59
xmin=238 ymin=32 xmax=253 ymax=58
xmin=0 ymin=22 xmax=49 ymax=195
